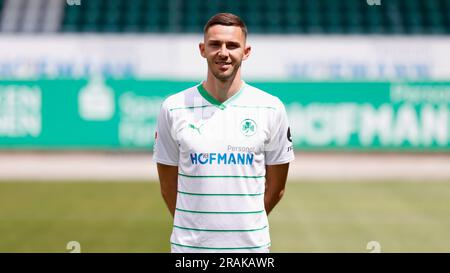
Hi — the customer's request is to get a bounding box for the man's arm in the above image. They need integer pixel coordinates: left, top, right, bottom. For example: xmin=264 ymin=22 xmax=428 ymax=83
xmin=264 ymin=163 xmax=290 ymax=215
xmin=157 ymin=163 xmax=178 ymax=217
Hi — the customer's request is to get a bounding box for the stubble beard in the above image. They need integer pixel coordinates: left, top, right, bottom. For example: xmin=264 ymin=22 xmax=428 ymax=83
xmin=210 ymin=60 xmax=241 ymax=82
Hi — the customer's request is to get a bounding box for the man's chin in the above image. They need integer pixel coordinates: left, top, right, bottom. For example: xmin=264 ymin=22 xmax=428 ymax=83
xmin=216 ymin=75 xmax=232 ymax=81
xmin=212 ymin=70 xmax=236 ymax=81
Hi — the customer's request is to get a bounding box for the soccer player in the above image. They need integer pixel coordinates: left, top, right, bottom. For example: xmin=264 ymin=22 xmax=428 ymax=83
xmin=153 ymin=13 xmax=294 ymax=253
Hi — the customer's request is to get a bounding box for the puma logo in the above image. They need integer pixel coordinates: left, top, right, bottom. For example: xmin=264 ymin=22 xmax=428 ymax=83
xmin=188 ymin=123 xmax=204 ymax=134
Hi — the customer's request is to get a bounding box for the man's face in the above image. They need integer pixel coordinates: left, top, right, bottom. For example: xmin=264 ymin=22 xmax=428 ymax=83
xmin=200 ymin=25 xmax=251 ymax=82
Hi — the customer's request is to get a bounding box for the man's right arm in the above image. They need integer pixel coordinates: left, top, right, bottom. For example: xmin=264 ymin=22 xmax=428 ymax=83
xmin=154 ymin=98 xmax=180 ymax=218
xmin=157 ymin=163 xmax=178 ymax=217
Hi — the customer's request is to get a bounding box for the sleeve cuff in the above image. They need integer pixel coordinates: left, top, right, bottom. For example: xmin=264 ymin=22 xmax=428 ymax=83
xmin=152 ymin=157 xmax=179 ymax=166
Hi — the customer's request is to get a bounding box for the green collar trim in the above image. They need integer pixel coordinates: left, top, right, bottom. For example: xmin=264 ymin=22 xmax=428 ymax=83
xmin=197 ymin=82 xmax=245 ymax=110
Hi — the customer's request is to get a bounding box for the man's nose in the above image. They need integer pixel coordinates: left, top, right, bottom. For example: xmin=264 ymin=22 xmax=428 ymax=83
xmin=218 ymin=44 xmax=229 ymax=57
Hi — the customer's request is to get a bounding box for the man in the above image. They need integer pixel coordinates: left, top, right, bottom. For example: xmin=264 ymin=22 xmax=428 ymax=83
xmin=153 ymin=13 xmax=294 ymax=253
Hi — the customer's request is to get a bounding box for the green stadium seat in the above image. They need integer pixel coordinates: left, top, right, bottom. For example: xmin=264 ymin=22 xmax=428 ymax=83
xmin=81 ymin=24 xmax=100 ymax=33
xmin=64 ymin=11 xmax=80 ymax=24
xmin=345 ymin=25 xmax=364 ymax=34
xmin=62 ymin=24 xmax=80 ymax=32
xmin=285 ymin=10 xmax=301 ymax=27
xmin=285 ymin=25 xmax=304 ymax=34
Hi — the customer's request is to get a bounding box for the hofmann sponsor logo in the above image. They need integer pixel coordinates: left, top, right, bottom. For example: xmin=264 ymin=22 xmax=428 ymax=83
xmin=190 ymin=153 xmax=254 ymax=165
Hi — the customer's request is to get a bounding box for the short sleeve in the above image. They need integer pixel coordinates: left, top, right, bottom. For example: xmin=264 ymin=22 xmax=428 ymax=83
xmin=153 ymin=99 xmax=179 ymax=166
xmin=264 ymin=99 xmax=295 ymax=165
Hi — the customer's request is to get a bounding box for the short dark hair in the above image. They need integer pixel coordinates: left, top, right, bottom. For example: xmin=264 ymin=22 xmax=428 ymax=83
xmin=203 ymin=13 xmax=248 ymax=38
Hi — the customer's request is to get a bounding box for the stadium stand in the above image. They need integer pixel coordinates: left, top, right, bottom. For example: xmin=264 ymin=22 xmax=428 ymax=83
xmin=0 ymin=0 xmax=449 ymax=34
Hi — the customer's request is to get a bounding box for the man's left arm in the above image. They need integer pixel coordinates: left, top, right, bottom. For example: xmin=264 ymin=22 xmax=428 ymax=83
xmin=264 ymin=163 xmax=290 ymax=215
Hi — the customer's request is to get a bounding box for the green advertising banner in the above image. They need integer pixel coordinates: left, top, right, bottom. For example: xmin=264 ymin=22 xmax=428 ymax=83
xmin=254 ymin=81 xmax=450 ymax=151
xmin=0 ymin=79 xmax=449 ymax=151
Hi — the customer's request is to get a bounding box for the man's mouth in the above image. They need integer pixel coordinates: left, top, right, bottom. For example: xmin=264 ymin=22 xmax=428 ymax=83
xmin=215 ymin=61 xmax=231 ymax=70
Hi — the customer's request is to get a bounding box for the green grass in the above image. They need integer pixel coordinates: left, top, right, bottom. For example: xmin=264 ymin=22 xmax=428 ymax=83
xmin=1 ymin=181 xmax=450 ymax=252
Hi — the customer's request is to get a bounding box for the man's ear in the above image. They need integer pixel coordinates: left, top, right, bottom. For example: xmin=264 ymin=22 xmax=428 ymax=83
xmin=199 ymin=42 xmax=206 ymax=58
xmin=242 ymin=44 xmax=251 ymax=61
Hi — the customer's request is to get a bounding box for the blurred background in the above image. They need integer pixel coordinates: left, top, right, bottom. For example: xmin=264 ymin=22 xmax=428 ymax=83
xmin=0 ymin=0 xmax=449 ymax=252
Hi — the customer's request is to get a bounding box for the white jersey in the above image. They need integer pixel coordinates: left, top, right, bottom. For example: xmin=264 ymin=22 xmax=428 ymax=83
xmin=153 ymin=81 xmax=294 ymax=253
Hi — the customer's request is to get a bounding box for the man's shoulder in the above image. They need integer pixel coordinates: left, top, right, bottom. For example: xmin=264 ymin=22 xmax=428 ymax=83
xmin=241 ymin=83 xmax=284 ymax=109
xmin=161 ymin=84 xmax=201 ymax=110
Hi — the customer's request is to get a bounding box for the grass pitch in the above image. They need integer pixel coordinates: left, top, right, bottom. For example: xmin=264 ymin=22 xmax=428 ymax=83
xmin=1 ymin=181 xmax=450 ymax=252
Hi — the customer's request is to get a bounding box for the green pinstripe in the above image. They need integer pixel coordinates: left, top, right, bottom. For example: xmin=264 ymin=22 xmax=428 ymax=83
xmin=177 ymin=190 xmax=264 ymax=196
xmin=178 ymin=173 xmax=264 ymax=179
xmin=171 ymin=242 xmax=271 ymax=250
xmin=175 ymin=208 xmax=265 ymax=214
xmin=173 ymin=224 xmax=268 ymax=232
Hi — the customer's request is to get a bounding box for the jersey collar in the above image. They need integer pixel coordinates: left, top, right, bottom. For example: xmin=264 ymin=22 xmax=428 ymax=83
xmin=197 ymin=81 xmax=245 ymax=110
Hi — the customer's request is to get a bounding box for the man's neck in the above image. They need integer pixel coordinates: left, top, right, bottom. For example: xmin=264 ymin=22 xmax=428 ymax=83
xmin=203 ymin=73 xmax=243 ymax=103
